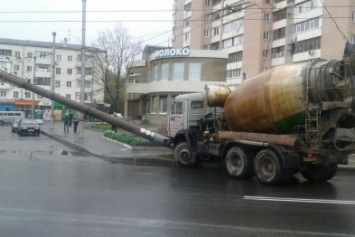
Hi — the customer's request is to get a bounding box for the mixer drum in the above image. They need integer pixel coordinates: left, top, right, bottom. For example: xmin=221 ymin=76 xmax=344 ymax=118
xmin=224 ymin=64 xmax=307 ymax=133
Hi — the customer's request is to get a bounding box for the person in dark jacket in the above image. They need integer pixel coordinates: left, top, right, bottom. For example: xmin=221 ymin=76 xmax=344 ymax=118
xmin=64 ymin=112 xmax=69 ymax=132
xmin=68 ymin=110 xmax=73 ymax=127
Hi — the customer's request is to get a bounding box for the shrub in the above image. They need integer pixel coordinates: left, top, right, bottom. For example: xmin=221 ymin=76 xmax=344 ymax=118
xmin=103 ymin=130 xmax=144 ymax=146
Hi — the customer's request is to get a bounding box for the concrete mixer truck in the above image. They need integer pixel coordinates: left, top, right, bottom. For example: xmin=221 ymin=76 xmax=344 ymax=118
xmin=168 ymin=43 xmax=355 ymax=184
xmin=1 ymin=43 xmax=355 ymax=185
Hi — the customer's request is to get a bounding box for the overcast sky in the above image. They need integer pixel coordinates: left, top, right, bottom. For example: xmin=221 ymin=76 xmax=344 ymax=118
xmin=0 ymin=0 xmax=173 ymax=47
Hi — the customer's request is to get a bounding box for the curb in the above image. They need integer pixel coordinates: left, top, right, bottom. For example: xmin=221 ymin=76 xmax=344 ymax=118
xmin=41 ymin=130 xmax=174 ymax=166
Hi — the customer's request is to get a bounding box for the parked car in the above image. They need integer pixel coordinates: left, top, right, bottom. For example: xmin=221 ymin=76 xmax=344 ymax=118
xmin=11 ymin=118 xmax=21 ymax=133
xmin=17 ymin=119 xmax=40 ymax=136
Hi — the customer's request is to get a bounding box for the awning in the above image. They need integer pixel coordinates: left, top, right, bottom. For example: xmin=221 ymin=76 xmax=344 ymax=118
xmin=14 ymin=99 xmax=40 ymax=106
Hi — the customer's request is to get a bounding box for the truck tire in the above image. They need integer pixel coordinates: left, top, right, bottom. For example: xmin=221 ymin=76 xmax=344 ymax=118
xmin=254 ymin=149 xmax=284 ymax=185
xmin=301 ymin=164 xmax=338 ymax=182
xmin=174 ymin=142 xmax=198 ymax=167
xmin=225 ymin=146 xmax=254 ymax=179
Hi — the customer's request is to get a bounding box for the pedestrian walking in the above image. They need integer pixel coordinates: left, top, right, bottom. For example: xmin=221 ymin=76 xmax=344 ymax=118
xmin=68 ymin=110 xmax=73 ymax=127
xmin=63 ymin=112 xmax=69 ymax=132
xmin=73 ymin=112 xmax=79 ymax=132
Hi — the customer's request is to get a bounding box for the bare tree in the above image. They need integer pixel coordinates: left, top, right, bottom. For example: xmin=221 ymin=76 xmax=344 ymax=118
xmin=91 ymin=24 xmax=142 ymax=114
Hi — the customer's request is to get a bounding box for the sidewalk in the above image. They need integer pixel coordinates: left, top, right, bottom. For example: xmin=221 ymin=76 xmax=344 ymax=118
xmin=40 ymin=121 xmax=174 ymax=166
xmin=40 ymin=120 xmax=355 ymax=171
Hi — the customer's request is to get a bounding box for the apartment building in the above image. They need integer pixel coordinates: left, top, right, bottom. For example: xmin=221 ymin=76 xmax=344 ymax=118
xmin=172 ymin=0 xmax=355 ymax=85
xmin=0 ymin=38 xmax=105 ymax=117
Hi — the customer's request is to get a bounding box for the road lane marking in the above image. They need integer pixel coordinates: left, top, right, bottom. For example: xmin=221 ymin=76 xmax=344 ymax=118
xmin=243 ymin=196 xmax=355 ymax=205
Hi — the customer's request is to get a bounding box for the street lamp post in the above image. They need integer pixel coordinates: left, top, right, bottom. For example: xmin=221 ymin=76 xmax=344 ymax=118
xmin=31 ymin=56 xmax=36 ymax=119
xmin=51 ymin=32 xmax=56 ymax=131
xmin=79 ymin=0 xmax=87 ymax=139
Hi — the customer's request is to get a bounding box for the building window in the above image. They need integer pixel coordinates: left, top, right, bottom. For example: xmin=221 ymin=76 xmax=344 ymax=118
xmin=56 ymin=55 xmax=62 ymax=62
xmin=152 ymin=96 xmax=157 ymax=113
xmin=224 ymin=35 xmax=243 ymax=48
xmin=159 ymin=96 xmax=167 ymax=113
xmin=204 ymin=29 xmax=209 ymax=37
xmin=263 ymin=31 xmax=270 ymax=40
xmin=67 ymin=69 xmax=72 ymax=74
xmin=264 ymin=13 xmax=270 ymax=22
xmin=295 ymin=17 xmax=322 ymax=34
xmin=27 ymin=52 xmax=33 ymax=58
xmin=184 ymin=18 xmax=190 ymax=27
xmin=263 ymin=50 xmax=269 ymax=59
xmin=68 ymin=56 xmax=73 ymax=62
xmin=213 ymin=12 xmax=221 ymax=20
xmin=0 ymin=50 xmax=12 ymax=56
xmin=273 ymin=27 xmax=286 ymax=40
xmin=55 ymin=68 xmax=61 ymax=74
xmin=173 ymin=63 xmax=184 ymax=81
xmin=211 ymin=42 xmax=220 ymax=50
xmin=66 ymin=94 xmax=71 ymax=99
xmin=184 ymin=32 xmax=190 ymax=41
xmin=34 ymin=77 xmax=50 ymax=85
xmin=151 ymin=64 xmax=158 ymax=81
xmin=223 ymin=38 xmax=233 ymax=48
xmin=189 ymin=63 xmax=201 ymax=81
xmin=273 ymin=9 xmax=286 ymax=22
xmin=13 ymin=91 xmax=19 ymax=98
xmin=227 ymin=69 xmax=241 ymax=78
xmin=204 ymin=14 xmax=211 ymax=22
xmin=161 ymin=63 xmax=169 ymax=81
xmin=294 ymin=37 xmax=321 ymax=54
xmin=205 ymin=0 xmax=210 ymax=6
xmin=67 ymin=81 xmax=72 ymax=87
xmin=352 ymin=35 xmax=355 ymax=44
xmin=27 ymin=66 xmax=32 ymax=72
xmin=184 ymin=3 xmax=191 ymax=13
xmin=0 ymin=90 xmax=6 ymax=97
xmin=24 ymin=92 xmax=31 ymax=98
xmin=15 ymin=51 xmax=20 ymax=58
xmin=272 ymin=46 xmax=285 ymax=58
xmin=14 ymin=65 xmax=20 ymax=71
xmin=229 ymin=52 xmax=243 ymax=62
xmin=203 ymin=45 xmax=209 ymax=50
xmin=223 ymin=18 xmax=244 ymax=33
xmin=295 ymin=0 xmax=320 ymax=15
xmin=212 ymin=26 xmax=220 ymax=36
xmin=55 ymin=80 xmax=60 ymax=87
xmin=353 ymin=12 xmax=355 ymax=23
xmin=212 ymin=0 xmax=221 ymax=6
xmin=39 ymin=52 xmax=49 ymax=58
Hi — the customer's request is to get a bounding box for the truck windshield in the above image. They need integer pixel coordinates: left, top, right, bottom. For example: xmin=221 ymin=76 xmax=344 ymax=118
xmin=172 ymin=102 xmax=183 ymax=114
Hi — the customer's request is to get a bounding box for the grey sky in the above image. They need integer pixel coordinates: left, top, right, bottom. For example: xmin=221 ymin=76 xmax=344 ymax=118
xmin=0 ymin=0 xmax=173 ymax=47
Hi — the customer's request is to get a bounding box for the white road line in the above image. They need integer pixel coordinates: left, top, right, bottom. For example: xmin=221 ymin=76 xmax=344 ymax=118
xmin=243 ymin=196 xmax=355 ymax=205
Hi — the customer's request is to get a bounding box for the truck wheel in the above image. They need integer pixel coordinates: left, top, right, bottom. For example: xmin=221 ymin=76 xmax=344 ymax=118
xmin=174 ymin=142 xmax=198 ymax=167
xmin=301 ymin=164 xmax=338 ymax=182
xmin=254 ymin=149 xmax=284 ymax=185
xmin=225 ymin=146 xmax=254 ymax=179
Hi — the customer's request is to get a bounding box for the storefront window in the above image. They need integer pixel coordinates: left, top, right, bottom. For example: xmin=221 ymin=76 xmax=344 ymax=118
xmin=173 ymin=63 xmax=184 ymax=81
xmin=161 ymin=63 xmax=169 ymax=81
xmin=189 ymin=63 xmax=201 ymax=81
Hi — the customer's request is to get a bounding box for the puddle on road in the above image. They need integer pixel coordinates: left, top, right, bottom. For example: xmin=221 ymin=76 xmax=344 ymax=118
xmin=0 ymin=150 xmax=86 ymax=157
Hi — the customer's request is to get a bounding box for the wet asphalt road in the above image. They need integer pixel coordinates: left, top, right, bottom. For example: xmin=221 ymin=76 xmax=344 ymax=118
xmin=1 ymin=126 xmax=355 ymax=236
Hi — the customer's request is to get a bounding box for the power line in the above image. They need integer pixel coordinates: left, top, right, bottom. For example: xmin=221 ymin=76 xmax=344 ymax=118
xmin=0 ymin=6 xmax=354 ymax=14
xmin=0 ymin=16 xmax=354 ymax=23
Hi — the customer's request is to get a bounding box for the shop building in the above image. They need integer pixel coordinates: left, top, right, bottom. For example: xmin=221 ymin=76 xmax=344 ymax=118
xmin=125 ymin=45 xmax=228 ymax=126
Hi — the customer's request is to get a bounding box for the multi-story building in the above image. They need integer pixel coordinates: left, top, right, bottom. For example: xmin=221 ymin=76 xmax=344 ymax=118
xmin=125 ymin=45 xmax=228 ymax=125
xmin=172 ymin=0 xmax=355 ymax=85
xmin=0 ymin=38 xmax=105 ymax=118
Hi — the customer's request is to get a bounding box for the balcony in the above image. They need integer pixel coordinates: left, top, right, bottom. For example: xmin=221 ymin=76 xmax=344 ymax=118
xmin=35 ymin=70 xmax=51 ymax=78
